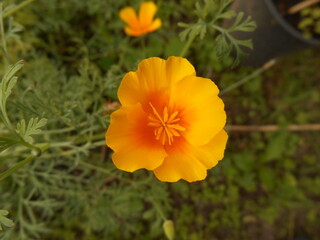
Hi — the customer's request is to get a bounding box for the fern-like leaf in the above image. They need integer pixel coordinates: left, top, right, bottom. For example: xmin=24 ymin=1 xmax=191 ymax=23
xmin=16 ymin=118 xmax=47 ymax=143
xmin=0 ymin=60 xmax=24 ymax=108
xmin=0 ymin=210 xmax=14 ymax=231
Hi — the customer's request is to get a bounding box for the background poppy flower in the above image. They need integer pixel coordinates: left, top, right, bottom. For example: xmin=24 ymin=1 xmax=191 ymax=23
xmin=106 ymin=57 xmax=228 ymax=182
xmin=119 ymin=1 xmax=162 ymax=36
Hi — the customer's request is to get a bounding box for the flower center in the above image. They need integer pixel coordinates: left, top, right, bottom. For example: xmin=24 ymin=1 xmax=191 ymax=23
xmin=148 ymin=102 xmax=186 ymax=145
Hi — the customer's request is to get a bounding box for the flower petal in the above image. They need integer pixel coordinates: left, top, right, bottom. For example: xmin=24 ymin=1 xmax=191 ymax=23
xmin=165 ymin=56 xmax=196 ymax=85
xmin=170 ymin=76 xmax=226 ymax=146
xmin=119 ymin=7 xmax=139 ymax=28
xmin=117 ymin=71 xmax=140 ymax=106
xmin=195 ymin=130 xmax=228 ymax=169
xmin=147 ymin=18 xmax=162 ymax=32
xmin=139 ymin=1 xmax=157 ymax=26
xmin=118 ymin=57 xmax=196 ymax=108
xmin=112 ymin=144 xmax=166 ymax=172
xmin=153 ymin=154 xmax=207 ymax=182
xmin=153 ymin=140 xmax=207 ymax=182
xmin=153 ymin=130 xmax=227 ymax=182
xmin=118 ymin=57 xmax=170 ymax=110
xmin=106 ymin=103 xmax=166 ymax=172
xmin=136 ymin=57 xmax=167 ymax=92
xmin=124 ymin=26 xmax=141 ymax=36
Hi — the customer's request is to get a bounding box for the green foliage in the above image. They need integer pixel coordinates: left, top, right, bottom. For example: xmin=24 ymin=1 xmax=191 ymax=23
xmin=0 ymin=59 xmax=48 ymax=157
xmin=0 ymin=61 xmax=24 ymax=130
xmin=263 ymin=131 xmax=288 ymax=162
xmin=0 ymin=61 xmax=23 ymax=107
xmin=178 ymin=0 xmax=256 ymax=66
xmin=0 ymin=210 xmax=14 ymax=231
xmin=0 ymin=0 xmax=319 ymax=240
xmin=16 ymin=117 xmax=47 ymax=143
xmin=1 ymin=0 xmax=174 ymax=239
xmin=299 ymin=5 xmax=320 ymax=38
xmin=0 ymin=137 xmax=19 ymax=152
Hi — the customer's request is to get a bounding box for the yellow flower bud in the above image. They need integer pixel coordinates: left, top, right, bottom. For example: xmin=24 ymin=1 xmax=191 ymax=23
xmin=163 ymin=219 xmax=175 ymax=240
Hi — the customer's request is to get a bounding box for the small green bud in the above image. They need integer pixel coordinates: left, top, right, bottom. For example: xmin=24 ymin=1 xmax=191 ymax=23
xmin=163 ymin=220 xmax=175 ymax=240
xmin=31 ymin=148 xmax=42 ymax=157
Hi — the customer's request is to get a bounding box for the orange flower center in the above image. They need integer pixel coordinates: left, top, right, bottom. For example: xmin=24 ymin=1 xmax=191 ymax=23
xmin=148 ymin=102 xmax=185 ymax=145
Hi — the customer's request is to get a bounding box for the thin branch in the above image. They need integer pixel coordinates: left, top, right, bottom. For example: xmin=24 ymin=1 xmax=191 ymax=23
xmin=288 ymin=0 xmax=320 ymax=14
xmin=179 ymin=33 xmax=196 ymax=58
xmin=226 ymin=124 xmax=320 ymax=132
xmin=219 ymin=59 xmax=276 ymax=96
xmin=3 ymin=0 xmax=38 ymax=19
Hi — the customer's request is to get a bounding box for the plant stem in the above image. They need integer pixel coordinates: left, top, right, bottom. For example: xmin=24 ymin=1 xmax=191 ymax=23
xmin=227 ymin=124 xmax=320 ymax=132
xmin=72 ymin=132 xmax=106 ymax=145
xmin=18 ymin=139 xmax=42 ymax=150
xmin=0 ymin=3 xmax=10 ymax=64
xmin=1 ymin=131 xmax=106 ymax=157
xmin=0 ymin=144 xmax=48 ymax=181
xmin=118 ymin=36 xmax=129 ymax=67
xmin=150 ymin=197 xmax=167 ymax=221
xmin=79 ymin=160 xmax=113 ymax=174
xmin=288 ymin=0 xmax=320 ymax=14
xmin=140 ymin=35 xmax=147 ymax=58
xmin=41 ymin=122 xmax=88 ymax=135
xmin=179 ymin=34 xmax=196 ymax=58
xmin=219 ymin=59 xmax=276 ymax=96
xmin=78 ymin=160 xmax=137 ymax=185
xmin=3 ymin=0 xmax=38 ymax=19
xmin=0 ymin=157 xmax=31 ymax=181
xmin=41 ymin=140 xmax=106 ymax=158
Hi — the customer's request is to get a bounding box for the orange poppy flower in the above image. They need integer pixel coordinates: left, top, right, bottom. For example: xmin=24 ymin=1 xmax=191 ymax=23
xmin=119 ymin=1 xmax=162 ymax=36
xmin=106 ymin=57 xmax=228 ymax=182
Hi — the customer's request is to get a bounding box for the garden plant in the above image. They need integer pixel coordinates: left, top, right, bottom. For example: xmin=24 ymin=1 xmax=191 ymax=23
xmin=1 ymin=0 xmax=320 ymax=240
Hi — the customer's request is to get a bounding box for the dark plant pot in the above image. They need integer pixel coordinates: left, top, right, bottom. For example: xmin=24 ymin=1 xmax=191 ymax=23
xmin=226 ymin=0 xmax=320 ymax=66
